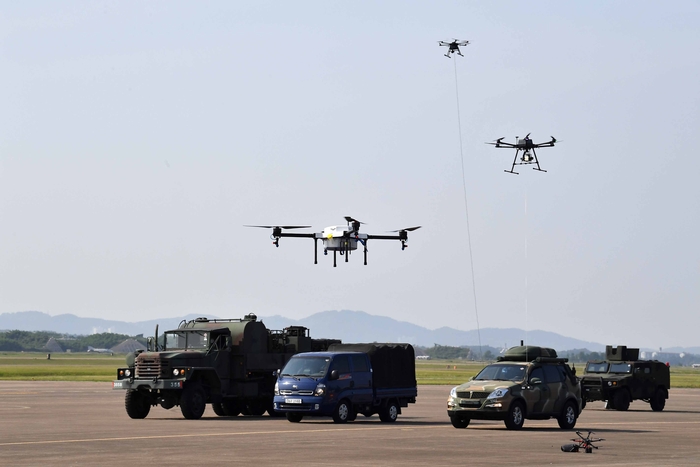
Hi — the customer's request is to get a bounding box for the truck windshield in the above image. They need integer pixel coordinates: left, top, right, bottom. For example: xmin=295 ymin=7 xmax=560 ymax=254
xmin=610 ymin=363 xmax=632 ymax=373
xmin=164 ymin=331 xmax=210 ymax=350
xmin=474 ymin=364 xmax=526 ymax=382
xmin=585 ymin=362 xmax=610 ymax=373
xmin=281 ymin=357 xmax=331 ymax=377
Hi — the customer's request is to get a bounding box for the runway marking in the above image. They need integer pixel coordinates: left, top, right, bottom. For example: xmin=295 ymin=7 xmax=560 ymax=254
xmin=0 ymin=424 xmax=451 ymax=447
xmin=2 ymin=419 xmax=699 ymax=447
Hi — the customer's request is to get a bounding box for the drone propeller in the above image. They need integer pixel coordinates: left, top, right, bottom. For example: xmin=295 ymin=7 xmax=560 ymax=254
xmin=244 ymin=225 xmax=311 ymax=230
xmin=344 ymin=216 xmax=365 ymax=225
xmin=486 ymin=137 xmax=505 ymax=146
xmin=389 ymin=226 xmax=421 ymax=233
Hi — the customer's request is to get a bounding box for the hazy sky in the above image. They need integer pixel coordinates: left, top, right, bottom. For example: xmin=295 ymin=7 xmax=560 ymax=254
xmin=2 ymin=1 xmax=699 ymax=348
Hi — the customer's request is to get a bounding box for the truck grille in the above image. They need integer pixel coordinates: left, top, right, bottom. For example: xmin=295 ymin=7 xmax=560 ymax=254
xmin=135 ymin=357 xmax=166 ymax=378
xmin=457 ymin=391 xmax=489 ymax=399
xmin=279 ymin=390 xmax=314 ymax=396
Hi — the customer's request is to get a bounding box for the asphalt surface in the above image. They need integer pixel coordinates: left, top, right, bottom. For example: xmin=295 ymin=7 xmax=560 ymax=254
xmin=1 ymin=381 xmax=699 ymax=466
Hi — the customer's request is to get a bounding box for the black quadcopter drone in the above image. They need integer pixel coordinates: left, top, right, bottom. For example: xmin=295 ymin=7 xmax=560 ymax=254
xmin=245 ymin=217 xmax=420 ymax=267
xmin=487 ymin=133 xmax=557 ymax=174
xmin=438 ymin=39 xmax=470 ymax=58
xmin=561 ymin=431 xmax=605 ymax=454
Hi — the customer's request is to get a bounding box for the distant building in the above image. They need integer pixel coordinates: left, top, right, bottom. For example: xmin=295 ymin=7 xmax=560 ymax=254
xmin=44 ymin=338 xmax=63 ymax=353
xmin=111 ymin=339 xmax=146 ymax=354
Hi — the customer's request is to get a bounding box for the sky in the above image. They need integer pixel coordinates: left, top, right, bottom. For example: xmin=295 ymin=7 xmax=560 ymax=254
xmin=1 ymin=1 xmax=699 ymax=349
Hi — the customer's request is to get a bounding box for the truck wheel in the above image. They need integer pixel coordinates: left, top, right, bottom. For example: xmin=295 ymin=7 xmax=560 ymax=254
xmin=180 ymin=384 xmax=206 ymax=420
xmin=125 ymin=390 xmax=150 ymax=419
xmin=222 ymin=400 xmax=241 ymax=417
xmin=650 ymin=388 xmax=667 ymax=412
xmin=211 ymin=402 xmax=226 ymax=416
xmin=246 ymin=400 xmax=266 ymax=416
xmin=286 ymin=412 xmax=303 ymax=423
xmin=450 ymin=415 xmax=470 ymax=429
xmin=613 ymin=389 xmax=630 ymax=411
xmin=332 ymin=400 xmax=351 ymax=423
xmin=504 ymin=401 xmax=525 ymax=430
xmin=557 ymin=401 xmax=578 ymax=430
xmin=379 ymin=401 xmax=399 ymax=423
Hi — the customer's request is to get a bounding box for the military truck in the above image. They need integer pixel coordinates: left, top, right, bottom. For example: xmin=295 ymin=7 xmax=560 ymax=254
xmin=447 ymin=346 xmax=583 ymax=430
xmin=580 ymin=345 xmax=670 ymax=411
xmin=113 ymin=314 xmax=340 ymax=419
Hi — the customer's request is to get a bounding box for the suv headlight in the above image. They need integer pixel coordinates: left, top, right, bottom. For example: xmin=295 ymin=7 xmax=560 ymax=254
xmin=449 ymin=386 xmax=458 ymax=398
xmin=314 ymin=383 xmax=326 ymax=396
xmin=274 ymin=381 xmax=279 ymax=395
xmin=487 ymin=388 xmax=509 ymax=399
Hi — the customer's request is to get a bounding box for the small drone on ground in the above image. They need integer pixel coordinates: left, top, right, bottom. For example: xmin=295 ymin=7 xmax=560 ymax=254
xmin=438 ymin=39 xmax=470 ymax=58
xmin=561 ymin=431 xmax=605 ymax=453
xmin=487 ymin=133 xmax=557 ymax=174
xmin=245 ymin=217 xmax=420 ymax=267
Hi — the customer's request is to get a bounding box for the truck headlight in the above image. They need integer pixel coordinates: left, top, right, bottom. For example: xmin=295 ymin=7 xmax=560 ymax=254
xmin=487 ymin=388 xmax=509 ymax=399
xmin=125 ymin=369 xmax=131 ymax=377
xmin=449 ymin=387 xmax=458 ymax=398
xmin=314 ymin=383 xmax=326 ymax=396
xmin=274 ymin=381 xmax=279 ymax=395
xmin=173 ymin=369 xmax=185 ymax=377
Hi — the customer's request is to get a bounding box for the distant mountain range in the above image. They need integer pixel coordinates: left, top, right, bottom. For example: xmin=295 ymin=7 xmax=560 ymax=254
xmin=2 ymin=309 xmax=698 ymax=354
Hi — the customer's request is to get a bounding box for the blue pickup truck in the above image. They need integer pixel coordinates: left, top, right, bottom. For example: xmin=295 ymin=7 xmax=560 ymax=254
xmin=273 ymin=343 xmax=417 ymax=423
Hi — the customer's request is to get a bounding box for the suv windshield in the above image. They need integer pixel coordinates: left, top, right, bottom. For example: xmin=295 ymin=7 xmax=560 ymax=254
xmin=475 ymin=364 xmax=527 ymax=381
xmin=586 ymin=362 xmax=610 ymax=373
xmin=282 ymin=357 xmax=331 ymax=377
xmin=164 ymin=331 xmax=210 ymax=350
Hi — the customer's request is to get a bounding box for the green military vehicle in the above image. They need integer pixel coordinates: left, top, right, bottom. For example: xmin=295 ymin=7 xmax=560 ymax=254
xmin=580 ymin=345 xmax=670 ymax=411
xmin=113 ymin=314 xmax=339 ymax=419
xmin=447 ymin=346 xmax=583 ymax=430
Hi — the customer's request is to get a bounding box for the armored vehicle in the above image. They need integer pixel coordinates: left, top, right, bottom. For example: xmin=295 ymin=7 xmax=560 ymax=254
xmin=447 ymin=346 xmax=583 ymax=430
xmin=580 ymin=345 xmax=670 ymax=411
xmin=113 ymin=314 xmax=340 ymax=419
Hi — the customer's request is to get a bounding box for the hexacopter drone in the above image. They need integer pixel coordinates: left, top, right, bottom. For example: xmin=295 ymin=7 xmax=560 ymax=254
xmin=245 ymin=217 xmax=420 ymax=267
xmin=487 ymin=133 xmax=557 ymax=174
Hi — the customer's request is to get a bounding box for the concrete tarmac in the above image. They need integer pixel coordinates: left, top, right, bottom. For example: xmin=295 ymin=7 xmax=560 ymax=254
xmin=1 ymin=381 xmax=699 ymax=466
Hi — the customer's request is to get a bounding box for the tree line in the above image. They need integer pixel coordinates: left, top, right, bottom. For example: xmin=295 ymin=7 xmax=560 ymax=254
xmin=0 ymin=330 xmax=146 ymax=352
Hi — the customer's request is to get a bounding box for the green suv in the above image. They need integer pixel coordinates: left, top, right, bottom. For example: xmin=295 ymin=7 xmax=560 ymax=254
xmin=447 ymin=346 xmax=583 ymax=430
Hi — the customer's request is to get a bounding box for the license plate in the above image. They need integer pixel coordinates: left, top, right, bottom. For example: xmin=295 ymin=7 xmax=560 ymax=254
xmin=285 ymin=398 xmax=302 ymax=404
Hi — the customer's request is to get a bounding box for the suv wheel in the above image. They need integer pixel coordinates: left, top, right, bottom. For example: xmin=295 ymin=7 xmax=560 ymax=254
xmin=504 ymin=401 xmax=525 ymax=430
xmin=613 ymin=389 xmax=631 ymax=411
xmin=650 ymin=388 xmax=667 ymax=412
xmin=557 ymin=401 xmax=577 ymax=429
xmin=450 ymin=415 xmax=470 ymax=429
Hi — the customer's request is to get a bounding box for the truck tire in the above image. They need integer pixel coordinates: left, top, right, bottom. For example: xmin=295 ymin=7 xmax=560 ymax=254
xmin=450 ymin=415 xmax=470 ymax=429
xmin=246 ymin=400 xmax=266 ymax=416
xmin=332 ymin=399 xmax=351 ymax=423
xmin=180 ymin=384 xmax=206 ymax=420
xmin=125 ymin=390 xmax=150 ymax=419
xmin=557 ymin=401 xmax=578 ymax=430
xmin=650 ymin=388 xmax=667 ymax=412
xmin=504 ymin=401 xmax=525 ymax=430
xmin=211 ymin=402 xmax=226 ymax=416
xmin=379 ymin=401 xmax=399 ymax=423
xmin=613 ymin=389 xmax=631 ymax=411
xmin=222 ymin=400 xmax=241 ymax=417
xmin=286 ymin=412 xmax=303 ymax=423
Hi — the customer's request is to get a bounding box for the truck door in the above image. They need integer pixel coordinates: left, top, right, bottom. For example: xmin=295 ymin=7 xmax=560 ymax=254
xmin=328 ymin=355 xmax=353 ymax=403
xmin=350 ymin=354 xmax=373 ymax=405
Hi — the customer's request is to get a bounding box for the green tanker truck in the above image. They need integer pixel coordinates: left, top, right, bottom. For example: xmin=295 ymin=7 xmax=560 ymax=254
xmin=113 ymin=314 xmax=340 ymax=419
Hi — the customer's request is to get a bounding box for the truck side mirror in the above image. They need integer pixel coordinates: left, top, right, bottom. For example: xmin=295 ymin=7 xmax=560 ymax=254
xmin=147 ymin=337 xmax=153 ymax=351
xmin=329 ymin=369 xmax=339 ymax=381
xmin=530 ymin=377 xmax=542 ymax=385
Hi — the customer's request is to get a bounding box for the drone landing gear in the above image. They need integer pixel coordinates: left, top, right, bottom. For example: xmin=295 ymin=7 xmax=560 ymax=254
xmin=506 ymin=148 xmax=547 ymax=174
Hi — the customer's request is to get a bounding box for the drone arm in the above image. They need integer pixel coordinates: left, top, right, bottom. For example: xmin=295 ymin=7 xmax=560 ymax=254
xmin=276 ymin=232 xmax=317 ymax=239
